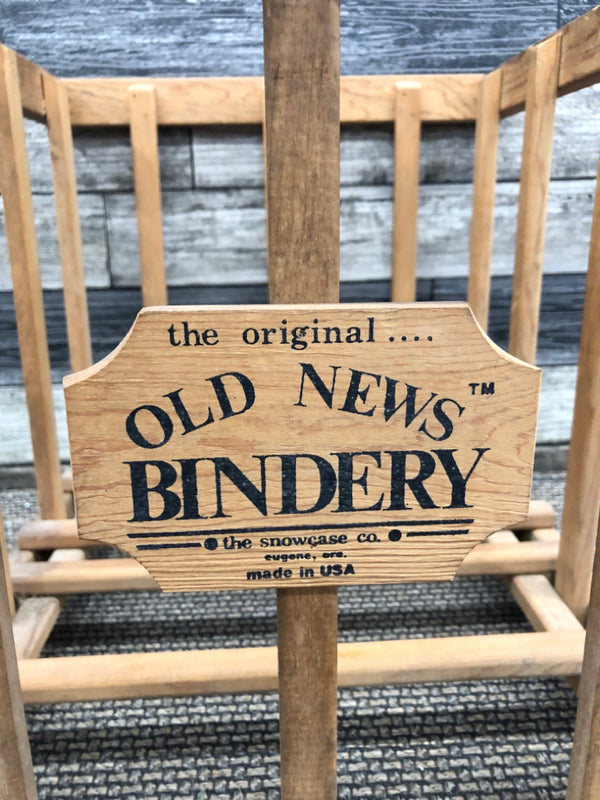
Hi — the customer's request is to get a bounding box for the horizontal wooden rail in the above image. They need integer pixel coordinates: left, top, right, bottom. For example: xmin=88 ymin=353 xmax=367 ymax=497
xmin=501 ymin=6 xmax=600 ymax=115
xmin=61 ymin=74 xmax=482 ymax=126
xmin=18 ymin=630 xmax=584 ymax=704
xmin=10 ymin=540 xmax=559 ymax=595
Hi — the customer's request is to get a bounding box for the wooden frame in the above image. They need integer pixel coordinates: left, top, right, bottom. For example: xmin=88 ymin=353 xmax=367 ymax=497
xmin=2 ymin=9 xmax=600 ymax=788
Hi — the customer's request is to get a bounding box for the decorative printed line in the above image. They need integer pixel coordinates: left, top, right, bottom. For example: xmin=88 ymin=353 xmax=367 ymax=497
xmin=127 ymin=518 xmax=475 ymax=540
xmin=405 ymin=529 xmax=470 ymax=538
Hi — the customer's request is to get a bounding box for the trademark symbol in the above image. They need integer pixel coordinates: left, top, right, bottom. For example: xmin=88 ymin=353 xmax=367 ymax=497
xmin=469 ymin=382 xmax=495 ymax=396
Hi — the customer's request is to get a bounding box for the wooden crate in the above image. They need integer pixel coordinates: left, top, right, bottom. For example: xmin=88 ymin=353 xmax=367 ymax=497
xmin=0 ymin=2 xmax=598 ymax=724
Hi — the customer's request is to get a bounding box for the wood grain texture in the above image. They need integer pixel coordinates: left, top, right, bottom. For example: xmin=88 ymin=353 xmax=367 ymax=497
xmin=567 ymin=515 xmax=600 ymax=799
xmin=1 ymin=511 xmax=16 ymax=617
xmin=0 ymin=509 xmax=38 ymax=799
xmin=556 ymin=153 xmax=600 ymax=623
xmin=128 ymin=85 xmax=167 ymax=306
xmin=0 ymin=1 xmax=558 ymax=78
xmin=63 ymin=305 xmax=540 ymax=591
xmin=12 ymin=596 xmax=61 ymax=660
xmin=43 ymin=73 xmax=93 ymax=372
xmin=8 ymin=538 xmax=561 ymax=596
xmin=509 ymin=37 xmax=561 ymax=364
xmin=0 ymin=46 xmax=65 ymax=519
xmin=391 ymin=83 xmax=420 ymax=302
xmin=16 ymin=629 xmax=585 ymax=705
xmin=63 ymin=75 xmax=481 ymax=126
xmin=262 ymin=3 xmax=340 ymax=796
xmin=0 ymin=193 xmax=109 ymax=291
xmin=468 ymin=69 xmax=502 ymax=330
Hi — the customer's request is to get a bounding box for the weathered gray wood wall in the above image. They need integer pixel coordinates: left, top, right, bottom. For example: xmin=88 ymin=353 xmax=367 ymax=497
xmin=0 ymin=0 xmax=598 ymax=470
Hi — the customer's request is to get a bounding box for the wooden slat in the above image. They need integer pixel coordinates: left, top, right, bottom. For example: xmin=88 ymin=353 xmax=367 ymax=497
xmin=12 ymin=597 xmax=61 ymax=660
xmin=467 ymin=69 xmax=502 ymax=330
xmin=18 ymin=630 xmax=584 ymax=705
xmin=510 ymin=573 xmax=583 ymax=633
xmin=0 ymin=509 xmax=38 ymax=799
xmin=263 ymin=1 xmax=339 ymax=796
xmin=10 ymin=540 xmax=560 ymax=595
xmin=62 ymin=74 xmax=482 ymax=127
xmin=391 ymin=82 xmax=420 ymax=303
xmin=556 ymin=153 xmax=600 ymax=623
xmin=559 ymin=6 xmax=600 ymax=97
xmin=508 ymin=37 xmax=561 ymax=364
xmin=43 ymin=73 xmax=93 ymax=372
xmin=0 ymin=46 xmax=66 ymax=520
xmin=567 ymin=516 xmax=600 ymax=799
xmin=15 ymin=50 xmax=46 ymax=122
xmin=1 ymin=511 xmax=16 ymax=617
xmin=128 ymin=84 xmax=167 ymax=306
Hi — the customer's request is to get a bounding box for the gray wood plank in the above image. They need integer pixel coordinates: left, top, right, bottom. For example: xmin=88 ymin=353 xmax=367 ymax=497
xmin=0 ymin=193 xmax=110 ymax=291
xmin=23 ymin=119 xmax=193 ymax=193
xmin=1 ymin=1 xmax=558 ymax=77
xmin=104 ymin=179 xmax=595 ymax=288
xmin=559 ymin=1 xmax=600 ymax=25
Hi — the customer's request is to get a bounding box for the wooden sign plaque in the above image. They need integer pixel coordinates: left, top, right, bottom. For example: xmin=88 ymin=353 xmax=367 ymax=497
xmin=64 ymin=303 xmax=540 ymax=592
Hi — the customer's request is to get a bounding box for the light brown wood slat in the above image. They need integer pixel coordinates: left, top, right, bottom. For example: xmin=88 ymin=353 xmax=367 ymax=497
xmin=513 ymin=500 xmax=555 ymax=530
xmin=128 ymin=84 xmax=167 ymax=307
xmin=43 ymin=73 xmax=93 ymax=372
xmin=559 ymin=6 xmax=600 ymax=96
xmin=9 ymin=541 xmax=560 ymax=595
xmin=62 ymin=74 xmax=482 ymax=126
xmin=15 ymin=50 xmax=46 ymax=122
xmin=263 ymin=1 xmax=339 ymax=796
xmin=467 ymin=69 xmax=502 ymax=330
xmin=391 ymin=82 xmax=420 ymax=303
xmin=12 ymin=597 xmax=61 ymax=660
xmin=500 ymin=49 xmax=530 ymax=116
xmin=556 ymin=153 xmax=600 ymax=623
xmin=567 ymin=516 xmax=600 ymax=800
xmin=0 ymin=46 xmax=66 ymax=521
xmin=18 ymin=630 xmax=584 ymax=705
xmin=0 ymin=509 xmax=38 ymax=799
xmin=508 ymin=37 xmax=561 ymax=364
xmin=1 ymin=511 xmax=16 ymax=617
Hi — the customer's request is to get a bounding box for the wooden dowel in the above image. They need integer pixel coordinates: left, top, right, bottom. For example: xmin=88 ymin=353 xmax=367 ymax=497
xmin=13 ymin=597 xmax=61 ymax=660
xmin=0 ymin=509 xmax=38 ymax=799
xmin=0 ymin=46 xmax=65 ymax=520
xmin=467 ymin=69 xmax=501 ymax=330
xmin=1 ymin=511 xmax=16 ymax=617
xmin=508 ymin=37 xmax=561 ymax=363
xmin=555 ymin=152 xmax=600 ymax=623
xmin=10 ymin=540 xmax=560 ymax=596
xmin=18 ymin=630 xmax=585 ymax=706
xmin=391 ymin=82 xmax=421 ymax=302
xmin=43 ymin=73 xmax=93 ymax=373
xmin=263 ymin=1 xmax=340 ymax=797
xmin=128 ymin=84 xmax=168 ymax=307
xmin=567 ymin=516 xmax=600 ymax=799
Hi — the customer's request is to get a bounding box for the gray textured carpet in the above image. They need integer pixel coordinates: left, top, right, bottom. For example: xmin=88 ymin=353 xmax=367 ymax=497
xmin=2 ymin=472 xmax=579 ymax=799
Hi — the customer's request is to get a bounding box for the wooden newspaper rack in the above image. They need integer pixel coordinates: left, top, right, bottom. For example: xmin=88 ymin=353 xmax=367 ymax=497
xmin=1 ymin=2 xmax=599 ymax=775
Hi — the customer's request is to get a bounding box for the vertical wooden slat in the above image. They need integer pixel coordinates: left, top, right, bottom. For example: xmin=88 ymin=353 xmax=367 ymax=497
xmin=0 ymin=510 xmax=38 ymax=800
xmin=567 ymin=516 xmax=600 ymax=800
xmin=555 ymin=155 xmax=600 ymax=623
xmin=0 ymin=46 xmax=66 ymax=520
xmin=262 ymin=1 xmax=339 ymax=798
xmin=507 ymin=36 xmax=561 ymax=363
xmin=391 ymin=82 xmax=420 ymax=302
xmin=43 ymin=74 xmax=93 ymax=373
xmin=1 ymin=511 xmax=16 ymax=617
xmin=128 ymin=85 xmax=167 ymax=307
xmin=467 ymin=70 xmax=502 ymax=330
